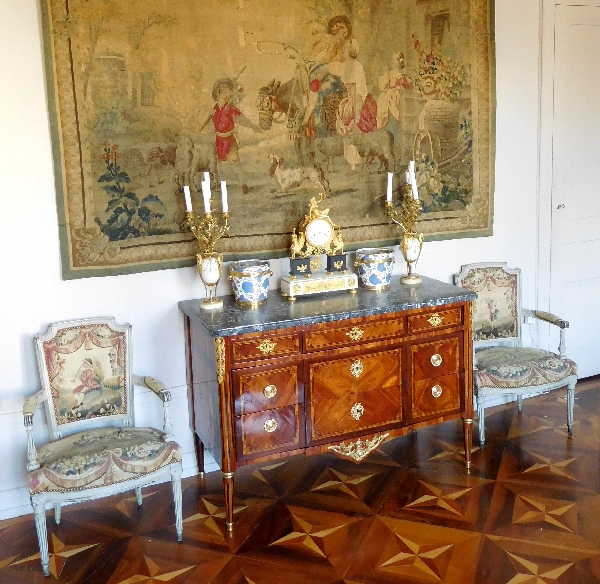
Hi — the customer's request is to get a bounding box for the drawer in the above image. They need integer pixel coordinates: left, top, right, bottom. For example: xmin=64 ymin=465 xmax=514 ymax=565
xmin=411 ymin=336 xmax=460 ymax=381
xmin=230 ymin=332 xmax=301 ymax=364
xmin=407 ymin=307 xmax=463 ymax=333
xmin=233 ymin=364 xmax=300 ymax=416
xmin=308 ymin=348 xmax=402 ymax=441
xmin=411 ymin=374 xmax=461 ymax=419
xmin=304 ymin=317 xmax=405 ymax=352
xmin=235 ymin=404 xmax=304 ymax=458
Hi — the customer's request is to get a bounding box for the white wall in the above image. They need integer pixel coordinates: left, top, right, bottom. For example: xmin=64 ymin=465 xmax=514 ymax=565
xmin=0 ymin=0 xmax=541 ymax=519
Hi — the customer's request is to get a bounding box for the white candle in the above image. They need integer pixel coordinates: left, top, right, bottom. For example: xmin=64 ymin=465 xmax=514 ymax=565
xmin=183 ymin=185 xmax=192 ymax=212
xmin=405 ymin=171 xmax=411 ymax=185
xmin=201 ymin=180 xmax=211 ymax=213
xmin=386 ymin=173 xmax=393 ymax=202
xmin=203 ymin=171 xmax=210 ymax=185
xmin=221 ymin=181 xmax=228 ymax=213
xmin=410 ymin=170 xmax=419 ymax=200
xmin=409 ymin=160 xmax=415 ymax=173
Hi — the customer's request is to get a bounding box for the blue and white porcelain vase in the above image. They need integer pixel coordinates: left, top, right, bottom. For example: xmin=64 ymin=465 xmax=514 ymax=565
xmin=355 ymin=248 xmax=395 ymax=290
xmin=229 ymin=259 xmax=272 ymax=307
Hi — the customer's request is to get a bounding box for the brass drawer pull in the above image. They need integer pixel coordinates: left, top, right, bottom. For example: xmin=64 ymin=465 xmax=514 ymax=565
xmin=263 ymin=384 xmax=277 ymax=399
xmin=350 ymin=403 xmax=364 ymax=420
xmin=350 ymin=359 xmax=364 ymax=378
xmin=431 ymin=353 xmax=443 ymax=367
xmin=264 ymin=419 xmax=278 ymax=433
xmin=257 ymin=339 xmax=277 ymax=355
xmin=431 ymin=384 xmax=443 ymax=398
xmin=346 ymin=326 xmax=365 ymax=341
xmin=427 ymin=313 xmax=444 ymax=327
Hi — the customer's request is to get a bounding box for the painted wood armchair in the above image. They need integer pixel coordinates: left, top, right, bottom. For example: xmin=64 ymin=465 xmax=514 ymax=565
xmin=23 ymin=317 xmax=183 ymax=577
xmin=454 ymin=263 xmax=578 ymax=446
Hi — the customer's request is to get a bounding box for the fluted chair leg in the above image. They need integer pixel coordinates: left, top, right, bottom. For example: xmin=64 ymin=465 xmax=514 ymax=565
xmin=32 ymin=496 xmax=49 ymax=577
xmin=171 ymin=462 xmax=183 ymax=541
xmin=567 ymin=381 xmax=575 ymax=435
xmin=477 ymin=389 xmax=486 ymax=447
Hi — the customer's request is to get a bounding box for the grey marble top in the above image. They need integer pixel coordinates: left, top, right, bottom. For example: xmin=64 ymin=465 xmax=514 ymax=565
xmin=179 ymin=275 xmax=476 ymax=337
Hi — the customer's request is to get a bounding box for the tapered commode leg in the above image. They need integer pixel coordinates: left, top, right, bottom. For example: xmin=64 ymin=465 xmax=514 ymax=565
xmin=463 ymin=418 xmax=473 ymax=469
xmin=194 ymin=434 xmax=205 ymax=478
xmin=222 ymin=471 xmax=235 ymax=532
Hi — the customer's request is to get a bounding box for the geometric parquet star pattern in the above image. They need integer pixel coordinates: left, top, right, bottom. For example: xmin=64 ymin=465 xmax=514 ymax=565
xmin=0 ymin=377 xmax=598 ymax=583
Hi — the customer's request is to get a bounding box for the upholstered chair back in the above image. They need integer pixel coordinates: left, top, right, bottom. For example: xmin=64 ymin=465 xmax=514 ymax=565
xmin=35 ymin=317 xmax=134 ymax=440
xmin=455 ymin=263 xmax=522 ymax=348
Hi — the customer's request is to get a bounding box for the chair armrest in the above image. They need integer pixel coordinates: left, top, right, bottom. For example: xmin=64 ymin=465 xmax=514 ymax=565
xmin=523 ymin=308 xmax=569 ymax=329
xmin=23 ymin=390 xmax=44 ymax=471
xmin=131 ymin=375 xmax=174 ymax=441
xmin=132 ymin=374 xmax=171 ymax=402
xmin=523 ymin=309 xmax=569 ymax=358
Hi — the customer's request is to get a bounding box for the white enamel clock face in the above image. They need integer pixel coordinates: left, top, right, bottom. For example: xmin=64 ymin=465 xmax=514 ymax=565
xmin=305 ymin=218 xmax=333 ymax=247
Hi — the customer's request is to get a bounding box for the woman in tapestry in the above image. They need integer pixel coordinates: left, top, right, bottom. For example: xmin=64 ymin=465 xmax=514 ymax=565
xmin=303 ymin=15 xmax=353 ymax=139
xmin=376 ymin=52 xmax=414 ymax=150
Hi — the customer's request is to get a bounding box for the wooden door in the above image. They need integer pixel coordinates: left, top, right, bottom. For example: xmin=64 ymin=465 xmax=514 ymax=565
xmin=550 ymin=4 xmax=600 ymax=377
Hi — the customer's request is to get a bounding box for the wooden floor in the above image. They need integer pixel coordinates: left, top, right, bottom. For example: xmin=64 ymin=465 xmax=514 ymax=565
xmin=1 ymin=377 xmax=599 ymax=583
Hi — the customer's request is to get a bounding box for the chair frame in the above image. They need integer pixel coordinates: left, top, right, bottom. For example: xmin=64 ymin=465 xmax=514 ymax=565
xmin=23 ymin=317 xmax=183 ymax=577
xmin=454 ymin=262 xmax=577 ymax=445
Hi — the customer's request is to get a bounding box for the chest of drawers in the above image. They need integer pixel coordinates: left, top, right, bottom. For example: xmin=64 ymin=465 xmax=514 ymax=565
xmin=179 ymin=276 xmax=475 ymax=530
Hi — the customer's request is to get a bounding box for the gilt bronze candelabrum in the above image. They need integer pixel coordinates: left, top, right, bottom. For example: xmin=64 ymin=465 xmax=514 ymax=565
xmin=184 ymin=210 xmax=231 ymax=309
xmin=385 ymin=184 xmax=424 ymax=285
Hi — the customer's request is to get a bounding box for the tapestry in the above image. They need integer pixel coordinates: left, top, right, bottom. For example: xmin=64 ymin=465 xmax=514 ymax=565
xmin=40 ymin=0 xmax=495 ymax=279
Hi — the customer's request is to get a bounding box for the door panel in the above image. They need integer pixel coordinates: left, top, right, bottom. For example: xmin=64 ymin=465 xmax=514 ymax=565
xmin=551 ymin=5 xmax=600 ymax=377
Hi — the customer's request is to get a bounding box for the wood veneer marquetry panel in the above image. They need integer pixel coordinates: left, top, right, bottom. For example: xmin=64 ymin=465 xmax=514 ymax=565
xmin=308 ymin=348 xmax=402 ymax=441
xmin=304 ymin=316 xmax=405 ymax=352
xmin=233 ymin=363 xmax=301 ymax=416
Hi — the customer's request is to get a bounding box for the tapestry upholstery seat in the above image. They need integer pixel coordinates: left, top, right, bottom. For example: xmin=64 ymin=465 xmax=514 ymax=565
xmin=474 ymin=346 xmax=577 ymax=389
xmin=454 ymin=263 xmax=578 ymax=446
xmin=23 ymin=317 xmax=183 ymax=577
xmin=29 ymin=427 xmax=182 ymax=494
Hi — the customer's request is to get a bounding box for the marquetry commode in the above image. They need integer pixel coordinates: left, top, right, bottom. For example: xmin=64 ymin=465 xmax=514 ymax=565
xmin=179 ymin=276 xmax=476 ymax=530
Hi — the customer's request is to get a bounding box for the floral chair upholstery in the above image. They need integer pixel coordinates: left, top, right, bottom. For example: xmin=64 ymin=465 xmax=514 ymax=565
xmin=23 ymin=317 xmax=183 ymax=577
xmin=454 ymin=263 xmax=578 ymax=446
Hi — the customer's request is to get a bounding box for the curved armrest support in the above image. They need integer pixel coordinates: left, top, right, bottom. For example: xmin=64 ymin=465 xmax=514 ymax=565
xmin=131 ymin=374 xmax=174 ymax=441
xmin=23 ymin=390 xmax=44 ymax=471
xmin=523 ymin=309 xmax=569 ymax=358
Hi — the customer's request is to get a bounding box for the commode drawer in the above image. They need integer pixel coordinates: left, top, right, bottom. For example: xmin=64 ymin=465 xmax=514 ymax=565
xmin=411 ymin=374 xmax=461 ymax=419
xmin=407 ymin=307 xmax=463 ymax=333
xmin=304 ymin=317 xmax=405 ymax=352
xmin=235 ymin=404 xmax=304 ymax=459
xmin=233 ymin=363 xmax=300 ymax=416
xmin=411 ymin=336 xmax=460 ymax=381
xmin=230 ymin=331 xmax=301 ymax=364
xmin=308 ymin=348 xmax=402 ymax=441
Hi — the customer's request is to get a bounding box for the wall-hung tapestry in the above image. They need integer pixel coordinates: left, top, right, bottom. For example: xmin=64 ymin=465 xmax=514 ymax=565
xmin=41 ymin=0 xmax=495 ymax=279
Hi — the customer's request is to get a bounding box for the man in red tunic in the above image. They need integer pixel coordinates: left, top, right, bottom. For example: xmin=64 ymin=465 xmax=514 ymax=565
xmin=211 ymin=78 xmax=260 ymax=165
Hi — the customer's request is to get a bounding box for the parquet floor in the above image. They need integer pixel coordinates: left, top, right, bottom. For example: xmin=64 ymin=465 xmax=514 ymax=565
xmin=1 ymin=377 xmax=599 ymax=583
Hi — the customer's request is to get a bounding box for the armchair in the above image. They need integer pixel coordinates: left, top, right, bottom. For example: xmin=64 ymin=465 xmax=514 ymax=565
xmin=23 ymin=317 xmax=183 ymax=577
xmin=454 ymin=263 xmax=578 ymax=446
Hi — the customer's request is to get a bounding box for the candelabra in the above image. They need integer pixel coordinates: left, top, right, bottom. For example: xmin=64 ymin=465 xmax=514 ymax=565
xmin=184 ymin=211 xmax=231 ymax=309
xmin=385 ymin=183 xmax=424 ymax=285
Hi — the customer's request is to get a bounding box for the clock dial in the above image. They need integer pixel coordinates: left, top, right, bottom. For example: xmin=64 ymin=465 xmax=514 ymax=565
xmin=306 ymin=218 xmax=333 ymax=247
